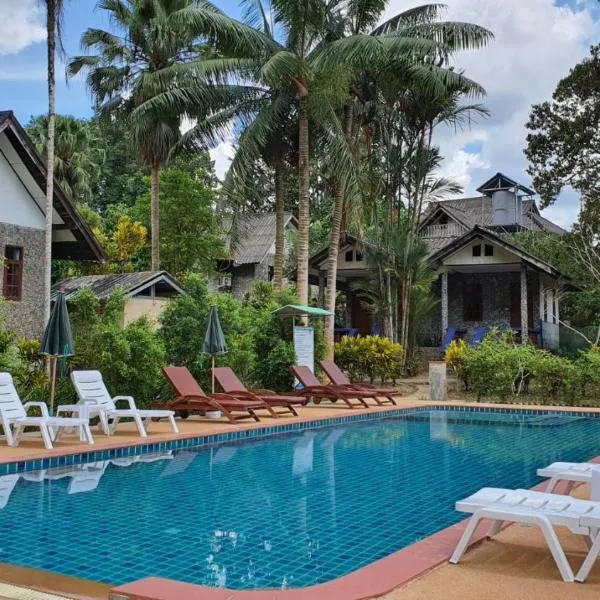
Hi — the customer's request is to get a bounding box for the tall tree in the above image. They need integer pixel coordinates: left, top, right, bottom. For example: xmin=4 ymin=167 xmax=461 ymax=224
xmin=42 ymin=0 xmax=67 ymax=323
xmin=525 ymin=44 xmax=600 ymax=225
xmin=68 ymin=0 xmax=271 ymax=270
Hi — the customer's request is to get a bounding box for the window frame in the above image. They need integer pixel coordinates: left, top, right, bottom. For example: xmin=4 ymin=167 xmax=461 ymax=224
xmin=3 ymin=245 xmax=23 ymax=302
xmin=484 ymin=244 xmax=494 ymax=257
xmin=472 ymin=244 xmax=481 ymax=257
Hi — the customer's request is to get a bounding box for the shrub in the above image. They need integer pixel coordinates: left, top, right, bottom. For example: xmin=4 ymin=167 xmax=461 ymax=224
xmin=444 ymin=339 xmax=468 ymax=386
xmin=334 ymin=336 xmax=404 ymax=383
xmin=463 ymin=338 xmax=536 ymax=400
xmin=529 ymin=351 xmax=577 ymax=403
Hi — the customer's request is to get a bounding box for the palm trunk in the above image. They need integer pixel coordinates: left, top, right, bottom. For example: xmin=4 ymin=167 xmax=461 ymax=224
xmin=43 ymin=0 xmax=56 ymax=325
xmin=273 ymin=163 xmax=285 ymax=291
xmin=325 ymin=105 xmax=353 ymax=358
xmin=296 ymin=95 xmax=310 ymax=306
xmin=150 ymin=164 xmax=160 ymax=270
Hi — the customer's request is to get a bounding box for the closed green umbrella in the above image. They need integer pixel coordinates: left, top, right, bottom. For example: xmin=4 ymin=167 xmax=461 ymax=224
xmin=40 ymin=290 xmax=74 ymax=414
xmin=202 ymin=305 xmax=227 ymax=393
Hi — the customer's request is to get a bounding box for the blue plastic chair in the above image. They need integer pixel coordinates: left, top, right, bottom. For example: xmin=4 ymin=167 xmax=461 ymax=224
xmin=471 ymin=326 xmax=489 ymax=348
xmin=440 ymin=327 xmax=457 ymax=358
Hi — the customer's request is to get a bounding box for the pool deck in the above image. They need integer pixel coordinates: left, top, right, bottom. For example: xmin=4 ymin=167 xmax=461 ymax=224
xmin=1 ymin=391 xmax=600 ymax=599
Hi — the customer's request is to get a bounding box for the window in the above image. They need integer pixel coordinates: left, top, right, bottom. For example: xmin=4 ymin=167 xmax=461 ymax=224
xmin=355 ymin=252 xmax=364 ymax=262
xmin=3 ymin=246 xmax=23 ymax=301
xmin=463 ymin=282 xmax=482 ymax=321
xmin=345 ymin=250 xmax=354 ymax=262
xmin=472 ymin=244 xmax=481 ymax=257
xmin=484 ymin=244 xmax=494 ymax=257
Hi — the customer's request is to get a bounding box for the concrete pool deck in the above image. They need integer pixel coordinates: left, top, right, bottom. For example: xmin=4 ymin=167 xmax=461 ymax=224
xmin=0 ymin=392 xmax=600 ymax=599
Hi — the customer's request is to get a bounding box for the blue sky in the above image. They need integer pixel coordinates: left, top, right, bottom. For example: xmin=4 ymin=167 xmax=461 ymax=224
xmin=1 ymin=0 xmax=599 ymax=227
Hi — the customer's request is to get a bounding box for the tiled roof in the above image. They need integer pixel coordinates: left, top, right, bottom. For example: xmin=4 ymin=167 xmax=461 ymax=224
xmin=223 ymin=212 xmax=297 ymax=266
xmin=52 ymin=271 xmax=183 ymax=301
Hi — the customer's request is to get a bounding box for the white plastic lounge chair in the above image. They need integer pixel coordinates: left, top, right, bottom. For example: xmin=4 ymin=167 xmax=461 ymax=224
xmin=66 ymin=370 xmax=179 ymax=438
xmin=538 ymin=462 xmax=600 ymax=499
xmin=0 ymin=373 xmax=93 ymax=450
xmin=23 ymin=462 xmax=108 ymax=494
xmin=450 ymin=487 xmax=600 ymax=582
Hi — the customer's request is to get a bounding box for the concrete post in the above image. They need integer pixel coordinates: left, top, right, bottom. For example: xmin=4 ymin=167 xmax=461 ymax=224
xmin=429 ymin=361 xmax=447 ymax=401
xmin=539 ymin=278 xmax=545 ymax=323
xmin=441 ymin=271 xmax=448 ymax=337
xmin=317 ymin=271 xmax=326 ymax=307
xmin=554 ymin=291 xmax=559 ymax=325
xmin=546 ymin=288 xmax=554 ymax=325
xmin=520 ymin=263 xmax=528 ymax=344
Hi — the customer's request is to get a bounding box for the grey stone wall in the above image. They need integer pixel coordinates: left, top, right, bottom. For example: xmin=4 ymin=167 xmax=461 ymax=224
xmin=0 ymin=224 xmax=45 ymax=339
xmin=419 ymin=270 xmax=543 ymax=343
xmin=231 ymin=263 xmax=258 ymax=299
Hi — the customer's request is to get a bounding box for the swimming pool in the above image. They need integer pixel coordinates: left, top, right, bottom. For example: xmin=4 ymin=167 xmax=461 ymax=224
xmin=1 ymin=407 xmax=600 ymax=589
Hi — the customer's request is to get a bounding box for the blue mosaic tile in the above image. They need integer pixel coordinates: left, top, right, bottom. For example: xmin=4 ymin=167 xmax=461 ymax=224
xmin=0 ymin=407 xmax=600 ymax=588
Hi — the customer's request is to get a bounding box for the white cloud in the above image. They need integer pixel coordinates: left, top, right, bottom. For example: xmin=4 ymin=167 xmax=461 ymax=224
xmin=0 ymin=0 xmax=45 ymax=55
xmin=210 ymin=135 xmax=235 ymax=180
xmin=383 ymin=0 xmax=600 ymax=229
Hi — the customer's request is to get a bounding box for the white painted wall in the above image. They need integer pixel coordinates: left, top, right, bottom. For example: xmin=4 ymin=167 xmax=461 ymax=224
xmin=0 ymin=148 xmax=45 ymax=229
xmin=443 ymin=241 xmax=520 ymax=266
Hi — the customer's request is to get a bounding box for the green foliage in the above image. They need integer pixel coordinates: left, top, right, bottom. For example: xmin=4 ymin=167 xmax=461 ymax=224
xmin=70 ymin=288 xmax=165 ymax=405
xmin=133 ymin=169 xmax=226 ymax=277
xmin=444 ymin=339 xmax=468 ymax=383
xmin=529 ymin=351 xmax=577 ymax=403
xmin=334 ymin=335 xmax=404 ymax=383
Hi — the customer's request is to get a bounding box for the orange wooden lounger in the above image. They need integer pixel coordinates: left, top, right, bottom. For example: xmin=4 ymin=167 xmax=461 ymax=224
xmin=154 ymin=366 xmax=278 ymax=423
xmin=319 ymin=360 xmax=398 ymax=406
xmin=213 ymin=367 xmax=307 ymax=417
xmin=289 ymin=365 xmax=377 ymax=409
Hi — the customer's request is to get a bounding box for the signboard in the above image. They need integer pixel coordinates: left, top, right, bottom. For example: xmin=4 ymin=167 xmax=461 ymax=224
xmin=293 ymin=325 xmax=314 ymax=373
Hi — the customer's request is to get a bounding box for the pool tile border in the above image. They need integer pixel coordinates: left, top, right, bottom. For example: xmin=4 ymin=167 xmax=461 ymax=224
xmin=4 ymin=403 xmax=600 ymax=475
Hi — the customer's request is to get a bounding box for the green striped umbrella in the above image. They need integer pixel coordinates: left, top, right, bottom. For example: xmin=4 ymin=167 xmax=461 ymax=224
xmin=202 ymin=305 xmax=227 ymax=393
xmin=40 ymin=290 xmax=74 ymax=414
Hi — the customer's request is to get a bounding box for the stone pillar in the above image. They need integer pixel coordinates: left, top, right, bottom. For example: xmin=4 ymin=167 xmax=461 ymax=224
xmin=520 ymin=263 xmax=528 ymax=345
xmin=317 ymin=271 xmax=326 ymax=307
xmin=539 ymin=278 xmax=545 ymax=322
xmin=554 ymin=291 xmax=560 ymax=325
xmin=441 ymin=271 xmax=448 ymax=337
xmin=546 ymin=289 xmax=554 ymax=325
xmin=429 ymin=361 xmax=447 ymax=401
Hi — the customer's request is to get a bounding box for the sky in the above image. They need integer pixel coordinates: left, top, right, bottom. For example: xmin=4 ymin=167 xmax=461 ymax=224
xmin=0 ymin=0 xmax=599 ymax=229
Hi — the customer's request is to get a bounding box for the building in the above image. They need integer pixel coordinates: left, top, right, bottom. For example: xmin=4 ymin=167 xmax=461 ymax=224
xmin=0 ymin=111 xmax=105 ymax=337
xmin=211 ymin=212 xmax=298 ymax=299
xmin=53 ymin=271 xmax=184 ymax=327
xmin=308 ymin=173 xmax=568 ymax=350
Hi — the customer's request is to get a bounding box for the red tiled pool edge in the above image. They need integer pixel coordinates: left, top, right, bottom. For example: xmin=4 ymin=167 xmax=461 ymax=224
xmin=108 ymin=476 xmax=592 ymax=600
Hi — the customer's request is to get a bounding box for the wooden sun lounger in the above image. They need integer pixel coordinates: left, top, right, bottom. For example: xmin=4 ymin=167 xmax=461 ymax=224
xmin=213 ymin=367 xmax=307 ymax=417
xmin=289 ymin=365 xmax=374 ymax=409
xmin=319 ymin=360 xmax=398 ymax=406
xmin=154 ymin=366 xmax=278 ymax=423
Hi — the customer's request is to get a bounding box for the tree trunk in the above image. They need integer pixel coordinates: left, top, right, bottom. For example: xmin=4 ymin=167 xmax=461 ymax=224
xmin=43 ymin=0 xmax=56 ymax=326
xmin=325 ymin=105 xmax=353 ymax=358
xmin=324 ymin=183 xmax=344 ymax=359
xmin=273 ymin=163 xmax=285 ymax=291
xmin=296 ymin=95 xmax=310 ymax=306
xmin=150 ymin=164 xmax=160 ymax=270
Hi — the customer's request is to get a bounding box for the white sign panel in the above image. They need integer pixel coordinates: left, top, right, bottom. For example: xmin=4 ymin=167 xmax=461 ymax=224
xmin=293 ymin=326 xmax=314 ymax=373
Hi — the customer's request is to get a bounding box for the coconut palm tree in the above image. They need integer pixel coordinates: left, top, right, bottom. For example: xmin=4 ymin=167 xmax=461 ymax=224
xmin=41 ymin=0 xmax=67 ymax=323
xmin=67 ymin=0 xmax=272 ymax=270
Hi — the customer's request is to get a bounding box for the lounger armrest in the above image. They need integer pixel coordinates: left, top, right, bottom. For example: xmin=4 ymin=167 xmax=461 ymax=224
xmin=23 ymin=401 xmax=50 ymax=418
xmin=113 ymin=396 xmax=137 ymax=410
xmin=78 ymin=397 xmax=101 ymax=406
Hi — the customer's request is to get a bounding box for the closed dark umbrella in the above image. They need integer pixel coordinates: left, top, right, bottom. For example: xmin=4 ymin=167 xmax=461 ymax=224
xmin=40 ymin=290 xmax=74 ymax=414
xmin=202 ymin=305 xmax=227 ymax=393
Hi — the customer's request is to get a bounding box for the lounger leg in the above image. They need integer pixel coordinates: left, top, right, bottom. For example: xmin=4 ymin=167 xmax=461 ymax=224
xmin=12 ymin=424 xmax=24 ymax=446
xmin=3 ymin=423 xmax=14 ymax=447
xmin=168 ymin=414 xmax=179 ymax=433
xmin=288 ymin=405 xmax=298 ymax=417
xmin=132 ymin=415 xmax=147 ymax=438
xmin=53 ymin=426 xmax=62 ymax=443
xmin=546 ymin=477 xmax=560 ymax=493
xmin=39 ymin=425 xmax=54 ymax=450
xmin=98 ymin=411 xmax=110 ymax=435
xmin=576 ymin=531 xmax=600 ymax=582
xmin=538 ymin=518 xmax=575 ymax=582
xmin=82 ymin=423 xmax=94 ymax=445
xmin=450 ymin=513 xmax=484 ymax=564
xmin=248 ymin=409 xmax=260 ymax=422
xmin=565 ymin=481 xmax=576 ymax=496
xmin=108 ymin=416 xmax=120 ymax=435
xmin=388 ymin=395 xmax=397 ymax=406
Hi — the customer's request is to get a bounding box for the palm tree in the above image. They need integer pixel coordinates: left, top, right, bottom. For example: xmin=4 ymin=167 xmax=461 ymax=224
xmin=27 ymin=115 xmax=104 ymax=204
xmin=41 ymin=0 xmax=67 ymax=323
xmin=314 ymin=2 xmax=492 ymax=356
xmin=68 ymin=0 xmax=271 ymax=270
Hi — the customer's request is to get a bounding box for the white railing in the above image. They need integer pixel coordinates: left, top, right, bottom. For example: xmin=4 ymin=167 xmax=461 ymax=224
xmin=419 ymin=223 xmax=465 ymax=238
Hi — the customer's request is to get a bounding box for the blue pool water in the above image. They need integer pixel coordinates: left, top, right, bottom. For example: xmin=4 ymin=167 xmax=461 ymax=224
xmin=1 ymin=408 xmax=600 ymax=589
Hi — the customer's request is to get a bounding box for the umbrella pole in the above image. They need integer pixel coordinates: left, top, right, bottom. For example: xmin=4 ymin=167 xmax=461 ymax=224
xmin=212 ymin=355 xmax=215 ymax=393
xmin=49 ymin=356 xmax=58 ymax=416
